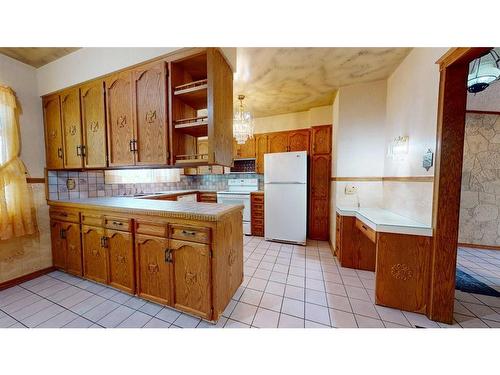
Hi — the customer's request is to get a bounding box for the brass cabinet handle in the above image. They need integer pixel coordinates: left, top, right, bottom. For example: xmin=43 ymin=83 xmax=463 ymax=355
xmin=100 ymin=236 xmax=108 ymax=248
xmin=81 ymin=145 xmax=86 ymax=157
xmin=59 ymin=228 xmax=66 ymax=239
xmin=164 ymin=249 xmax=172 ymax=263
xmin=57 ymin=148 xmax=63 ymax=159
xmin=129 ymin=140 xmax=134 ymax=152
xmin=112 ymin=221 xmax=123 ymax=226
xmin=181 ymin=230 xmax=196 ymax=236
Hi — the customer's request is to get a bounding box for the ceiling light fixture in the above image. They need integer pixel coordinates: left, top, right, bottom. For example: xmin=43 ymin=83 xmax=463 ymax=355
xmin=233 ymin=94 xmax=254 ymax=145
xmin=467 ymin=49 xmax=500 ymax=94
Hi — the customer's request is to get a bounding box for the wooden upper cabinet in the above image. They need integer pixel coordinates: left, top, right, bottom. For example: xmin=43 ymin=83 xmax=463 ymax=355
xmin=311 ymin=125 xmax=332 ymax=155
xmin=171 ymin=239 xmax=212 ymax=318
xmin=60 ymin=88 xmax=83 ymax=169
xmin=107 ymin=229 xmax=135 ymax=294
xmin=237 ymin=137 xmax=256 ymax=158
xmin=255 ymin=134 xmax=268 ymax=174
xmin=133 ymin=61 xmax=169 ymax=165
xmin=289 ymin=129 xmax=310 ymax=153
xmin=135 ymin=234 xmax=171 ymax=306
xmin=310 ymin=155 xmax=331 ymax=199
xmin=80 ymin=80 xmax=107 ymax=168
xmin=105 ymin=71 xmax=135 ymax=167
xmin=82 ymin=225 xmax=108 ymax=284
xmin=268 ymin=132 xmax=289 ymax=153
xmin=43 ymin=95 xmax=64 ymax=169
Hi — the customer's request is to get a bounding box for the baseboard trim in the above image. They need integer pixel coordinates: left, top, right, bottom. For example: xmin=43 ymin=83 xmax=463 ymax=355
xmin=0 ymin=266 xmax=55 ymax=291
xmin=458 ymin=242 xmax=500 ymax=251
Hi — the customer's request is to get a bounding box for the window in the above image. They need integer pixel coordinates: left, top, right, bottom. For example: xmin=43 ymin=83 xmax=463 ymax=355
xmin=104 ymin=168 xmax=181 ymax=184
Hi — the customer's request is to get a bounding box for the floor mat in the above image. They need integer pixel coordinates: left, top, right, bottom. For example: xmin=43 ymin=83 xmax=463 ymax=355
xmin=455 ymin=268 xmax=500 ymax=297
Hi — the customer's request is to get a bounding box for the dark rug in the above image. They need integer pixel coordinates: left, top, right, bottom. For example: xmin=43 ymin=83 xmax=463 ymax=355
xmin=455 ymin=268 xmax=500 ymax=297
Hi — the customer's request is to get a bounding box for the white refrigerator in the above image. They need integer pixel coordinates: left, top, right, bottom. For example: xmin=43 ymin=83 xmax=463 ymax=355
xmin=264 ymin=151 xmax=307 ymax=245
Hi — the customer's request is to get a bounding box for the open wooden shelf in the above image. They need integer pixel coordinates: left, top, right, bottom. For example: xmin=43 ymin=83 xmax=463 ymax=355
xmin=175 ymin=153 xmax=208 ymax=165
xmin=174 ymin=116 xmax=208 ymax=137
xmin=174 ymin=81 xmax=207 ymax=110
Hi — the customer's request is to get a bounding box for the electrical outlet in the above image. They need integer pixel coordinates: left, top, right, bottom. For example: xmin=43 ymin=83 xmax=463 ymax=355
xmin=344 ymin=184 xmax=357 ymax=195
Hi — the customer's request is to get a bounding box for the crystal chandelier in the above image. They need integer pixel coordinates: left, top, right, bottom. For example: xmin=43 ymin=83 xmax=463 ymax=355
xmin=233 ymin=94 xmax=254 ymax=144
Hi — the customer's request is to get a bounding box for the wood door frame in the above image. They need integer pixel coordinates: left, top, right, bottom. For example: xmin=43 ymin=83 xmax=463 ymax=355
xmin=428 ymin=47 xmax=492 ymax=323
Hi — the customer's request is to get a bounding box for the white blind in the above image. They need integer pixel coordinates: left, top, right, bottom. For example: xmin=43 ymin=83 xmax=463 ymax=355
xmin=104 ymin=168 xmax=181 ymax=184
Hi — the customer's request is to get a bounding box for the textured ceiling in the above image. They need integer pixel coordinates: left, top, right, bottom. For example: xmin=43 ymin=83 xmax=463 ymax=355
xmin=0 ymin=47 xmax=80 ymax=68
xmin=234 ymin=47 xmax=412 ymax=118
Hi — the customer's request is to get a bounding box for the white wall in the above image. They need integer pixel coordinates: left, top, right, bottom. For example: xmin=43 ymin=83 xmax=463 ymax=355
xmin=0 ymin=53 xmax=44 ymax=177
xmin=254 ymin=105 xmax=332 ymax=133
xmin=335 ymin=80 xmax=387 ymax=177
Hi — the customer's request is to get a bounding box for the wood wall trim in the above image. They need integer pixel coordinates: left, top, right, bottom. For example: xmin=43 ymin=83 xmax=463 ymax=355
xmin=436 ymin=48 xmax=492 ymax=70
xmin=0 ymin=267 xmax=55 ymax=291
xmin=466 ymin=110 xmax=500 ymax=116
xmin=27 ymin=177 xmax=46 ymax=184
xmin=458 ymin=242 xmax=500 ymax=251
xmin=331 ymin=176 xmax=434 ymax=182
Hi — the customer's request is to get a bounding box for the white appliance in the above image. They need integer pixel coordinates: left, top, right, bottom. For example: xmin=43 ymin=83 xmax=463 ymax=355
xmin=217 ymin=179 xmax=259 ymax=235
xmin=264 ymin=151 xmax=307 ymax=245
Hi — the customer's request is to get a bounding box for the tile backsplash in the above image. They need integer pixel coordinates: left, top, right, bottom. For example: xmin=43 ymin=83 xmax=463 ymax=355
xmin=47 ymin=170 xmax=263 ymax=200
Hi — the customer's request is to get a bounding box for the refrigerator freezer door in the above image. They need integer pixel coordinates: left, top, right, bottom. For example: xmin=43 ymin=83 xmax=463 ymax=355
xmin=264 ymin=183 xmax=307 ymax=245
xmin=264 ymin=151 xmax=307 ymax=184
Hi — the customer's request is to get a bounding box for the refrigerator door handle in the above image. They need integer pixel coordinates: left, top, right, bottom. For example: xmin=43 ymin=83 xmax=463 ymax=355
xmin=265 ymin=181 xmax=305 ymax=185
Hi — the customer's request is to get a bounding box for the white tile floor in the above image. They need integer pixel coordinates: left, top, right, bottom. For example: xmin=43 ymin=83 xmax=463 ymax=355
xmin=457 ymin=246 xmax=500 ymax=292
xmin=1 ymin=237 xmax=500 ymax=328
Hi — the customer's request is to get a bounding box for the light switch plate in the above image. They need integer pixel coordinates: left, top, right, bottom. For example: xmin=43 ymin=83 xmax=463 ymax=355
xmin=344 ymin=184 xmax=357 ymax=195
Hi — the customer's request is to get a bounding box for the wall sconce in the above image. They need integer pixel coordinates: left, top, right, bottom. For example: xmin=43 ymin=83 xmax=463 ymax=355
xmin=387 ymin=136 xmax=409 ymax=161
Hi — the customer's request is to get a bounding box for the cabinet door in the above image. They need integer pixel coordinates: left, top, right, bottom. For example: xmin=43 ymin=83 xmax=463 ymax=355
xmin=170 ymin=239 xmax=212 ymax=318
xmin=81 ymin=80 xmax=107 ymax=168
xmin=197 ymin=138 xmax=209 ymax=155
xmin=310 ymin=155 xmax=331 ymax=199
xmin=309 ymin=198 xmax=329 ymax=240
xmin=105 ymin=71 xmax=135 ymax=166
xmin=268 ymin=132 xmax=289 ymax=153
xmin=239 ymin=137 xmax=256 ymax=158
xmin=60 ymin=88 xmax=83 ymax=169
xmin=233 ymin=139 xmax=241 ymax=159
xmin=82 ymin=225 xmax=108 ymax=284
xmin=133 ymin=61 xmax=168 ymax=165
xmin=50 ymin=221 xmax=66 ymax=269
xmin=64 ymin=222 xmax=82 ymax=276
xmin=311 ymin=125 xmax=332 ymax=155
xmin=107 ymin=229 xmax=135 ymax=294
xmin=136 ymin=234 xmax=171 ymax=305
xmin=255 ymin=134 xmax=268 ymax=174
xmin=43 ymin=95 xmax=64 ymax=169
xmin=289 ymin=129 xmax=310 ymax=153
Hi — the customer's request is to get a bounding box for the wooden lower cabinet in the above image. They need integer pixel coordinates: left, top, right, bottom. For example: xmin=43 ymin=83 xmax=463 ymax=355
xmin=170 ymin=239 xmax=212 ymax=319
xmin=107 ymin=229 xmax=135 ymax=293
xmin=251 ymin=192 xmax=264 ymax=236
xmin=135 ymin=234 xmax=171 ymax=305
xmin=336 ymin=215 xmax=376 ymax=271
xmin=82 ymin=225 xmax=108 ymax=284
xmin=50 ymin=220 xmax=82 ymax=276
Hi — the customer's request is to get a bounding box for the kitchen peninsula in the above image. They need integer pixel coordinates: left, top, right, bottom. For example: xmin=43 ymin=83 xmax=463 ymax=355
xmin=48 ymin=197 xmax=243 ymax=321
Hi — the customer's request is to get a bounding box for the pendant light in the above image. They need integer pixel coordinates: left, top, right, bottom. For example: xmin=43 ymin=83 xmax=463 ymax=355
xmin=233 ymin=94 xmax=254 ymax=145
xmin=467 ymin=49 xmax=500 ymax=93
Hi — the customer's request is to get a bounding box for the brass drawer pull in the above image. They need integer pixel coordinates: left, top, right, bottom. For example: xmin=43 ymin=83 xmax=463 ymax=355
xmin=112 ymin=221 xmax=123 ymax=226
xmin=181 ymin=230 xmax=196 ymax=236
xmin=164 ymin=249 xmax=173 ymax=263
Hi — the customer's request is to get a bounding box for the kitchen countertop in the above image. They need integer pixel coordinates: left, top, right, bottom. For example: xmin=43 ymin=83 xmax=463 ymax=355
xmin=336 ymin=206 xmax=432 ymax=237
xmin=135 ymin=189 xmax=216 ymax=199
xmin=48 ymin=197 xmax=243 ymax=222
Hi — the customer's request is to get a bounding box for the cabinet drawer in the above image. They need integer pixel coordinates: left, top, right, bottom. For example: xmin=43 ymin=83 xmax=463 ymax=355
xmin=251 ymin=203 xmax=264 ymax=213
xmin=355 ymin=219 xmax=376 ymax=243
xmin=252 ymin=218 xmax=264 ymax=227
xmin=198 ymin=192 xmax=217 ymax=202
xmin=135 ymin=220 xmax=169 ymax=237
xmin=251 ymin=194 xmax=264 ymax=203
xmin=81 ymin=213 xmax=103 ymax=227
xmin=104 ymin=216 xmax=132 ymax=232
xmin=49 ymin=208 xmax=80 ymax=223
xmin=170 ymin=224 xmax=211 ymax=244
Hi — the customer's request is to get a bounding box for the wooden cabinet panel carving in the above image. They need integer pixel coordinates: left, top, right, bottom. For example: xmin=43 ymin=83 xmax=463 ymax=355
xmin=81 ymin=80 xmax=107 ymax=168
xmin=255 ymin=134 xmax=268 ymax=174
xmin=310 ymin=155 xmax=331 ymax=199
xmin=288 ymin=129 xmax=310 ymax=152
xmin=50 ymin=221 xmax=66 ymax=270
xmin=107 ymin=229 xmax=135 ymax=293
xmin=268 ymin=132 xmax=289 ymax=153
xmin=133 ymin=61 xmax=168 ymax=165
xmin=64 ymin=222 xmax=83 ymax=276
xmin=82 ymin=225 xmax=108 ymax=284
xmin=311 ymin=125 xmax=332 ymax=155
xmin=106 ymin=71 xmax=135 ymax=166
xmin=43 ymin=95 xmax=64 ymax=169
xmin=135 ymin=234 xmax=171 ymax=305
xmin=60 ymin=88 xmax=83 ymax=169
xmin=170 ymin=239 xmax=212 ymax=318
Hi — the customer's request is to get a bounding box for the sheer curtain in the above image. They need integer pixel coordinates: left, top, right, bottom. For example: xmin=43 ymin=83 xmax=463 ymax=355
xmin=0 ymin=85 xmax=36 ymax=240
